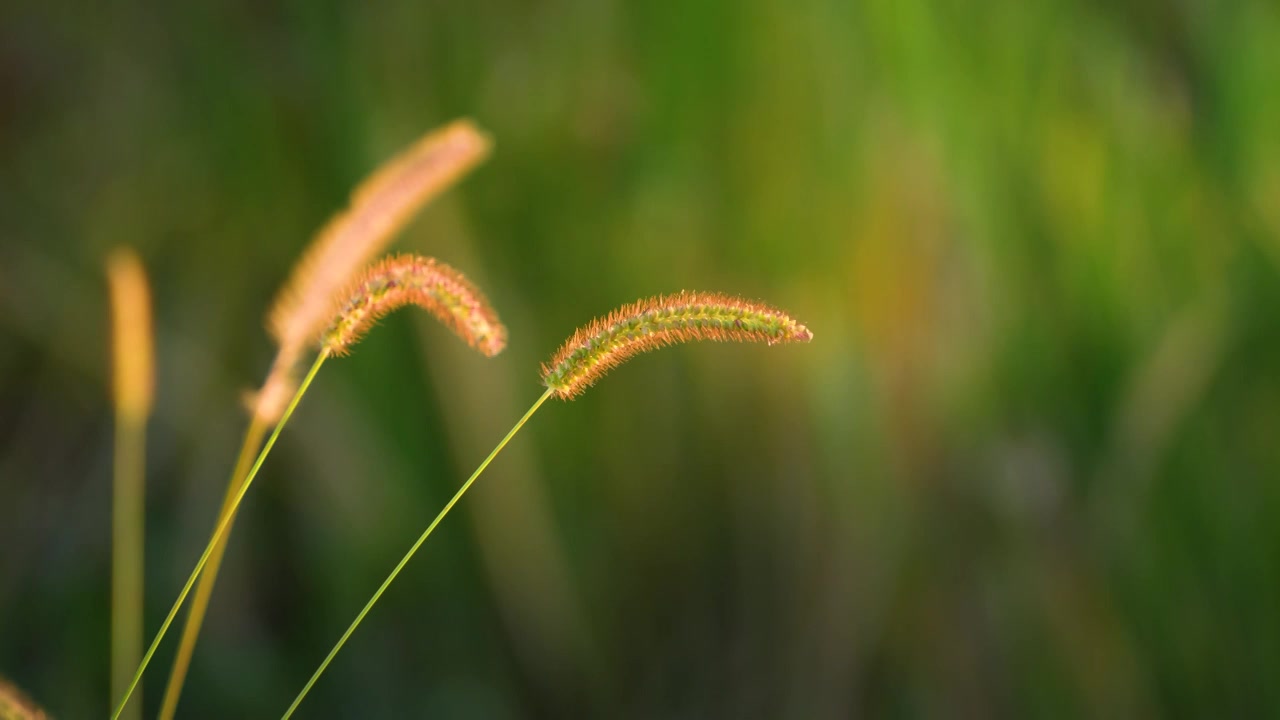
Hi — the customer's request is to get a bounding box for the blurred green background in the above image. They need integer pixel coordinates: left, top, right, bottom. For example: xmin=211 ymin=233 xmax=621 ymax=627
xmin=3 ymin=0 xmax=1280 ymax=717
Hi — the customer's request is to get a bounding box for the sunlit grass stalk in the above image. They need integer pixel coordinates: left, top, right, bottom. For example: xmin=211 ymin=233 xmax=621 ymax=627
xmin=281 ymin=386 xmax=554 ymax=719
xmin=107 ymin=249 xmax=153 ymax=720
xmin=110 ymin=414 xmax=146 ymax=720
xmin=158 ymin=120 xmax=491 ymax=718
xmin=114 ymin=254 xmax=506 ymax=718
xmin=283 ymin=291 xmax=811 ymax=716
xmin=111 ymin=351 xmax=329 ymax=720
xmin=268 ymin=120 xmax=492 ymax=353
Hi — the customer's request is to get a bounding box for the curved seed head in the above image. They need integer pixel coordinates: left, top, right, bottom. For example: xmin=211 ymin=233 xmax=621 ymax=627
xmin=321 ymin=254 xmax=507 ymax=357
xmin=268 ymin=120 xmax=491 ymax=353
xmin=541 ymin=290 xmax=812 ymax=400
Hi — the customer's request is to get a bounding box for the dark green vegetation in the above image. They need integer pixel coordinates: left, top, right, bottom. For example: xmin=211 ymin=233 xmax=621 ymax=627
xmin=2 ymin=0 xmax=1279 ymax=717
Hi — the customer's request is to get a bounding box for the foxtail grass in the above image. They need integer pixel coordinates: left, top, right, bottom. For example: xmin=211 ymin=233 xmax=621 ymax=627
xmin=282 ymin=291 xmax=811 ymax=717
xmin=111 ymin=351 xmax=328 ymax=720
xmin=106 ymin=248 xmax=153 ymax=720
xmin=156 ymin=120 xmax=491 ymax=720
xmin=269 ymin=119 xmax=492 ymax=355
xmin=542 ymin=290 xmax=813 ymax=399
xmin=114 ymin=255 xmax=505 ymax=720
xmin=322 ymin=254 xmax=506 ymax=357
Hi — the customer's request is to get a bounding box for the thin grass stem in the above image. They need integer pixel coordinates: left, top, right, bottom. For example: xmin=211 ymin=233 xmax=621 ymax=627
xmin=281 ymin=387 xmax=555 ymax=719
xmin=107 ymin=248 xmax=152 ymax=720
xmin=111 ymin=351 xmax=329 ymax=720
xmin=111 ymin=412 xmax=146 ymax=720
xmin=156 ymin=413 xmax=270 ymax=720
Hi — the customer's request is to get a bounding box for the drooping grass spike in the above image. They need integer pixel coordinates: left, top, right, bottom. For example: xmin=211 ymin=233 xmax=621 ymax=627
xmin=321 ymin=254 xmax=507 ymax=357
xmin=283 ymin=290 xmax=810 ymax=718
xmin=158 ymin=119 xmax=490 ymax=720
xmin=113 ymin=253 xmax=506 ymax=720
xmin=268 ymin=120 xmax=492 ymax=355
xmin=542 ymin=290 xmax=812 ymax=399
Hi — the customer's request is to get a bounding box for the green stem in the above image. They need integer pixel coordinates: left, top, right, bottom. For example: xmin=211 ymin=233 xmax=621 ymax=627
xmin=111 ymin=351 xmax=329 ymax=720
xmin=282 ymin=387 xmax=556 ymax=719
xmin=111 ymin=411 xmax=146 ymax=720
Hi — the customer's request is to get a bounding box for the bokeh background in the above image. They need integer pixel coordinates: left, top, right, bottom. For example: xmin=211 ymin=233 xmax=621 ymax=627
xmin=3 ymin=0 xmax=1280 ymax=717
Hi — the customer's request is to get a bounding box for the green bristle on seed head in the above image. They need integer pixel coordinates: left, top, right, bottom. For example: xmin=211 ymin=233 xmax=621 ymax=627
xmin=541 ymin=290 xmax=812 ymax=399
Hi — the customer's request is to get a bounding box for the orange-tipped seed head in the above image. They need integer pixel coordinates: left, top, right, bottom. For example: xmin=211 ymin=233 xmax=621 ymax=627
xmin=268 ymin=120 xmax=492 ymax=354
xmin=541 ymin=290 xmax=812 ymax=400
xmin=106 ymin=248 xmax=155 ymax=420
xmin=321 ymin=254 xmax=507 ymax=357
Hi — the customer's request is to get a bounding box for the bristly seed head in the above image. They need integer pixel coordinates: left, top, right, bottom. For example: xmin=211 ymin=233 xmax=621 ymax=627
xmin=541 ymin=290 xmax=812 ymax=399
xmin=268 ymin=120 xmax=491 ymax=353
xmin=106 ymin=248 xmax=155 ymax=420
xmin=321 ymin=254 xmax=507 ymax=357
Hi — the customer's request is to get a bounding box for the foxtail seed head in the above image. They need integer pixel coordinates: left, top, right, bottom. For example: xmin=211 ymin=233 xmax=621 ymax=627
xmin=541 ymin=291 xmax=812 ymax=399
xmin=106 ymin=248 xmax=154 ymax=420
xmin=269 ymin=120 xmax=491 ymax=353
xmin=321 ymin=255 xmax=507 ymax=357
